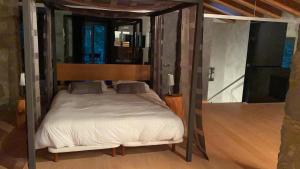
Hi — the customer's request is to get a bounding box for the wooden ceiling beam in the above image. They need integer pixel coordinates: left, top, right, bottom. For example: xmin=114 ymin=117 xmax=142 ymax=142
xmin=260 ymin=0 xmax=300 ymax=17
xmin=204 ymin=7 xmax=219 ymax=14
xmin=209 ymin=0 xmax=256 ymax=17
xmin=204 ymin=6 xmax=236 ymax=23
xmin=232 ymin=0 xmax=281 ymax=18
xmin=204 ymin=2 xmax=230 ymax=15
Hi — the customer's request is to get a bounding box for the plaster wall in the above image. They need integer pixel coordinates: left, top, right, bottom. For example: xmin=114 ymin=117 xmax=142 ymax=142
xmin=206 ymin=19 xmax=250 ymax=103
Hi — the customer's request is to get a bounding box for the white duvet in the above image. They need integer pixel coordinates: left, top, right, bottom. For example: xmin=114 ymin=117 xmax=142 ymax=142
xmin=35 ymin=90 xmax=184 ymax=149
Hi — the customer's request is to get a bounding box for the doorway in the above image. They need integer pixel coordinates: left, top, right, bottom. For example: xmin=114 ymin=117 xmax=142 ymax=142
xmin=243 ymin=22 xmax=291 ymax=103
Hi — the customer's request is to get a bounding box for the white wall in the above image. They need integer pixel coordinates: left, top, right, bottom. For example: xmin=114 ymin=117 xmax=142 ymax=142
xmin=206 ymin=20 xmax=250 ymax=103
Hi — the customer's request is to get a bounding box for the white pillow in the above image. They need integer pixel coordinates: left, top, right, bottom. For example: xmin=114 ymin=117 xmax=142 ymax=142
xmin=114 ymin=80 xmax=150 ymax=92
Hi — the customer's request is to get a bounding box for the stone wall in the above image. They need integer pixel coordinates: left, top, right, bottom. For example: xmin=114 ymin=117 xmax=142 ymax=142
xmin=277 ymin=27 xmax=300 ymax=169
xmin=0 ymin=0 xmax=20 ymax=111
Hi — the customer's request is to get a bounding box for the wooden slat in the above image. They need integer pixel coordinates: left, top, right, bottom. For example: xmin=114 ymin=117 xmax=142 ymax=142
xmin=204 ymin=8 xmax=237 ymax=23
xmin=57 ymin=64 xmax=151 ymax=81
xmin=210 ymin=0 xmax=256 ymax=17
xmin=232 ymin=0 xmax=281 ymax=18
xmin=261 ymin=0 xmax=300 ymax=16
xmin=204 ymin=2 xmax=230 ymax=15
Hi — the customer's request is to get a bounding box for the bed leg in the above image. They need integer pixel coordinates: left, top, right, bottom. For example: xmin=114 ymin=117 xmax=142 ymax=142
xmin=53 ymin=153 xmax=58 ymax=162
xmin=171 ymin=144 xmax=176 ymax=152
xmin=112 ymin=148 xmax=116 ymax=157
xmin=120 ymin=145 xmax=125 ymax=156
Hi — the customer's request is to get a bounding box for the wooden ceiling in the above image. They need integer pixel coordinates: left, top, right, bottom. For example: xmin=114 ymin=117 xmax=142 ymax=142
xmin=204 ymin=0 xmax=300 ymax=18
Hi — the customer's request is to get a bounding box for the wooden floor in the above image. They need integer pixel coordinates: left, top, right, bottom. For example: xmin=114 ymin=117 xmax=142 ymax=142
xmin=0 ymin=107 xmax=28 ymax=169
xmin=36 ymin=103 xmax=284 ymax=169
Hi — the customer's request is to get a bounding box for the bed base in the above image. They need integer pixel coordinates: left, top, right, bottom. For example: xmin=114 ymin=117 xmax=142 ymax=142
xmin=49 ymin=141 xmax=182 ymax=162
xmin=52 ymin=147 xmax=117 ymax=162
xmin=119 ymin=144 xmax=176 ymax=156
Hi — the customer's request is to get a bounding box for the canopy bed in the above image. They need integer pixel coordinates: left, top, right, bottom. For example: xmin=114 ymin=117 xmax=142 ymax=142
xmin=22 ymin=0 xmax=205 ymax=168
xmin=36 ymin=64 xmax=184 ymax=161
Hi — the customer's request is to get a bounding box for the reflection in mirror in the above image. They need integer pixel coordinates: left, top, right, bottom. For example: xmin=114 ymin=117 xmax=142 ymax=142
xmin=55 ymin=10 xmax=150 ymax=65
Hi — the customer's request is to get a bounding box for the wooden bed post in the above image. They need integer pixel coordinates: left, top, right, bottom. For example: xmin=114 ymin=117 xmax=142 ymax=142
xmin=23 ymin=0 xmax=37 ymax=168
xmin=186 ymin=1 xmax=208 ymax=162
xmin=171 ymin=144 xmax=176 ymax=152
xmin=51 ymin=8 xmax=58 ymax=94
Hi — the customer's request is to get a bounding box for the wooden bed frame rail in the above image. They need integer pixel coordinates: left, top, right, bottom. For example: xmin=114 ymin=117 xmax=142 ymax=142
xmin=52 ymin=144 xmax=177 ymax=162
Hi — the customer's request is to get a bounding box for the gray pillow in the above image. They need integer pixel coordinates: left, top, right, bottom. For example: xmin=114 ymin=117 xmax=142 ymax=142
xmin=116 ymin=82 xmax=147 ymax=94
xmin=69 ymin=82 xmax=102 ymax=94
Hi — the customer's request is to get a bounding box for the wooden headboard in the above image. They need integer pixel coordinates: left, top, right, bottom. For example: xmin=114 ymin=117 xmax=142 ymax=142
xmin=57 ymin=64 xmax=150 ymax=81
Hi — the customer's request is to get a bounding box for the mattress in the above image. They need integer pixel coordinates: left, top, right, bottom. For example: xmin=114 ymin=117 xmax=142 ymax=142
xmin=35 ymin=89 xmax=184 ymax=150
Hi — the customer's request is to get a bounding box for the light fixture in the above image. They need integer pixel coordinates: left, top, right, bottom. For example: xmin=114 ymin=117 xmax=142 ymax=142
xmin=167 ymin=73 xmax=174 ymax=95
xmin=20 ymin=73 xmax=26 ymax=87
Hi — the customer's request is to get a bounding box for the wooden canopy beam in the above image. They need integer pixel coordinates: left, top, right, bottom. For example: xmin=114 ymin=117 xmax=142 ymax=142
xmin=149 ymin=3 xmax=196 ymax=16
xmin=209 ymin=0 xmax=257 ymax=17
xmin=232 ymin=0 xmax=281 ymax=18
xmin=186 ymin=2 xmax=208 ymax=162
xmin=50 ymin=2 xmax=145 ymax=18
xmin=261 ymin=0 xmax=300 ymax=17
xmin=23 ymin=0 xmax=37 ymax=168
xmin=61 ymin=0 xmax=159 ymax=11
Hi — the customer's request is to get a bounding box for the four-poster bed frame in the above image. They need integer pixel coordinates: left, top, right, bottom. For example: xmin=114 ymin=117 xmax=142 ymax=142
xmin=22 ymin=0 xmax=205 ymax=168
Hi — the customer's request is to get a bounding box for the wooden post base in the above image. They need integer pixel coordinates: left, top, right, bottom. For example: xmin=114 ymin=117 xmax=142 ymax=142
xmin=120 ymin=145 xmax=125 ymax=156
xmin=171 ymin=144 xmax=176 ymax=152
xmin=53 ymin=153 xmax=58 ymax=162
xmin=112 ymin=148 xmax=116 ymax=157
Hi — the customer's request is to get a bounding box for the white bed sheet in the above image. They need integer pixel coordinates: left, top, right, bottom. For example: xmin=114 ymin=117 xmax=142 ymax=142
xmin=35 ymin=89 xmax=184 ymax=149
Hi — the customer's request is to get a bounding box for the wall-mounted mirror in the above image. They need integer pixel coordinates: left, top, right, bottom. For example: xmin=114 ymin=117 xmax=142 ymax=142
xmin=55 ymin=10 xmax=150 ymax=65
